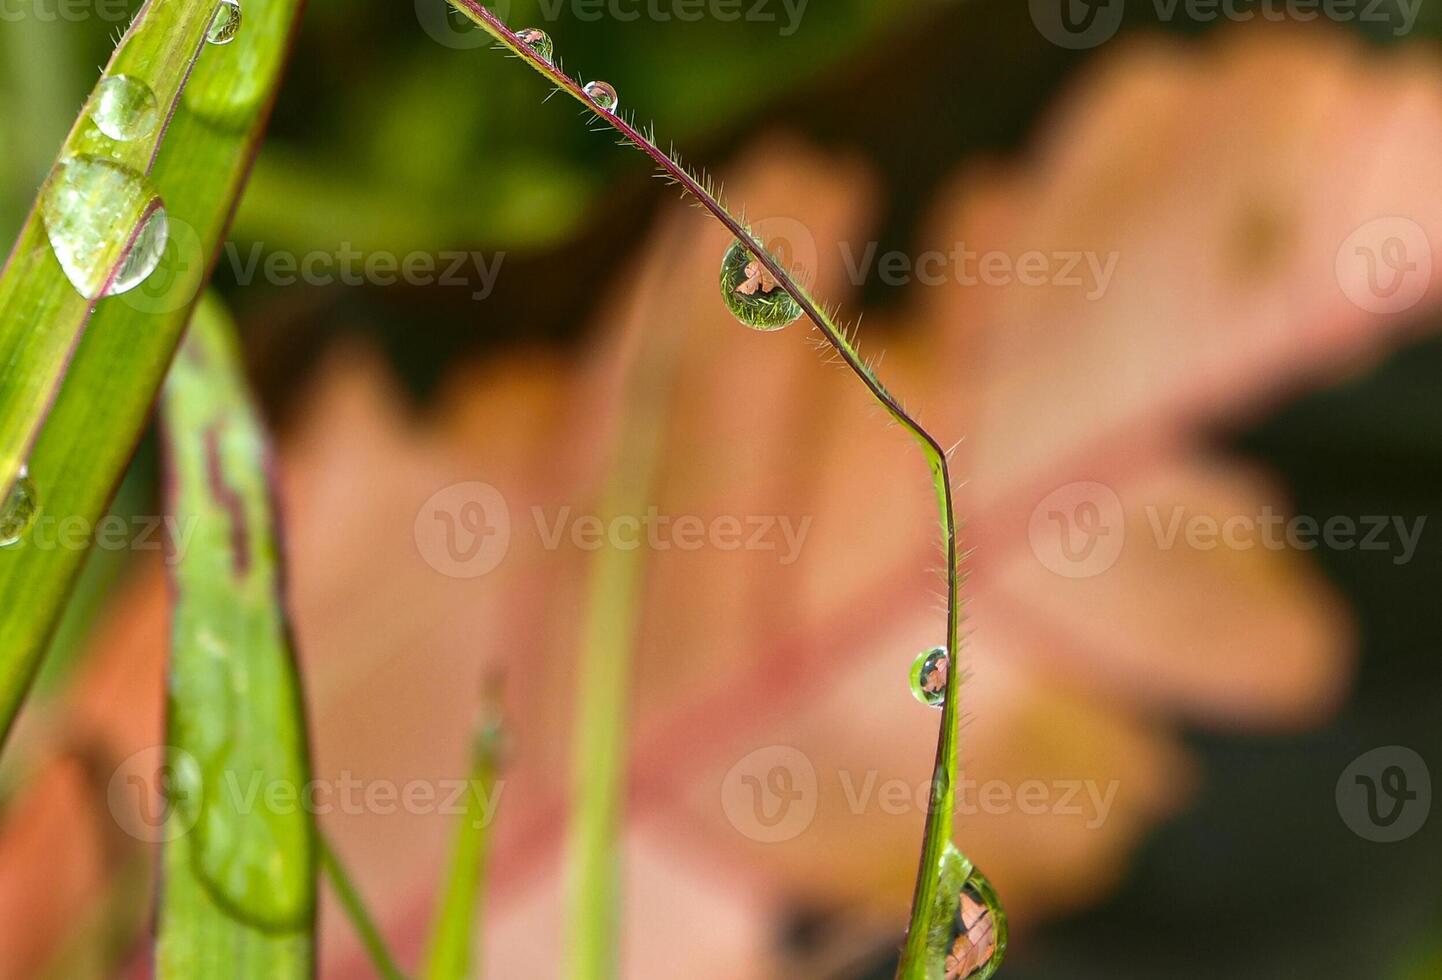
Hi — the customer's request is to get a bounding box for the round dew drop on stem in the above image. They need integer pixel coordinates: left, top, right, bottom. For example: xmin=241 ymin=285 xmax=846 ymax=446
xmin=946 ymin=864 xmax=1007 ymax=980
xmin=91 ymin=76 xmax=159 ymax=142
xmin=516 ymin=28 xmax=554 ymax=64
xmin=720 ymin=238 xmax=802 ymax=330
xmin=206 ymin=0 xmax=241 ymax=45
xmin=909 ymin=645 xmax=949 ymax=707
xmin=41 ymin=155 xmax=169 ymax=299
xmin=0 ymin=469 xmax=39 ymax=547
xmin=582 ymin=80 xmax=619 ymax=112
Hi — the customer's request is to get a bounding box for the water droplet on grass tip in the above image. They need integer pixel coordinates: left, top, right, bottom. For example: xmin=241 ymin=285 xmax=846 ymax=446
xmin=41 ymin=155 xmax=168 ymax=299
xmin=91 ymin=76 xmax=159 ymax=142
xmin=720 ymin=238 xmax=802 ymax=331
xmin=516 ymin=28 xmax=553 ymax=64
xmin=583 ymin=80 xmax=618 ymax=112
xmin=206 ymin=0 xmax=241 ymax=44
xmin=946 ymin=864 xmax=1006 ymax=979
xmin=1 ymin=469 xmax=39 ymax=547
xmin=909 ymin=646 xmax=949 ymax=707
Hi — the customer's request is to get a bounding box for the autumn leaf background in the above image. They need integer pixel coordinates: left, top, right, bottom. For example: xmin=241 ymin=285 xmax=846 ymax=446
xmin=2 ymin=2 xmax=1441 ymax=977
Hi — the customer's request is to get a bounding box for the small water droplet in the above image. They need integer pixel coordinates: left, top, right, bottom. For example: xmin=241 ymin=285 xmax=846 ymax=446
xmin=945 ymin=862 xmax=1007 ymax=980
xmin=91 ymin=75 xmax=160 ymax=142
xmin=720 ymin=238 xmax=802 ymax=331
xmin=909 ymin=645 xmax=949 ymax=707
xmin=583 ymin=80 xmax=619 ymax=112
xmin=206 ymin=0 xmax=241 ymax=44
xmin=516 ymin=28 xmax=554 ymax=64
xmin=1 ymin=469 xmax=40 ymax=547
xmin=41 ymin=155 xmax=168 ymax=300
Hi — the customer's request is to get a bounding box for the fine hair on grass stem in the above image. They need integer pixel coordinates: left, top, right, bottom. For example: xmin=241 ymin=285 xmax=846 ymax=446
xmin=442 ymin=7 xmax=988 ymax=978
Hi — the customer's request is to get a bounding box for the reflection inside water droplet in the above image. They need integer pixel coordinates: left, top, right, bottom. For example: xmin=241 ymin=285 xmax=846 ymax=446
xmin=1 ymin=468 xmax=39 ymax=547
xmin=206 ymin=0 xmax=241 ymax=44
xmin=516 ymin=27 xmax=554 ymax=64
xmin=582 ymin=80 xmax=619 ymax=112
xmin=719 ymin=237 xmax=802 ymax=331
xmin=946 ymin=861 xmax=1007 ymax=980
xmin=91 ymin=75 xmax=160 ymax=142
xmin=41 ymin=155 xmax=168 ymax=299
xmin=910 ymin=645 xmax=949 ymax=707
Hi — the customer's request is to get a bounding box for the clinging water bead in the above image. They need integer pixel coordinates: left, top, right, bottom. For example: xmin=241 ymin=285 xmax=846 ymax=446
xmin=206 ymin=0 xmax=241 ymax=44
xmin=515 ymin=28 xmax=554 ymax=64
xmin=91 ymin=76 xmax=159 ymax=142
xmin=719 ymin=238 xmax=802 ymax=330
xmin=41 ymin=155 xmax=169 ymax=299
xmin=946 ymin=863 xmax=1007 ymax=979
xmin=582 ymin=80 xmax=619 ymax=112
xmin=909 ymin=645 xmax=949 ymax=707
xmin=0 ymin=469 xmax=39 ymax=547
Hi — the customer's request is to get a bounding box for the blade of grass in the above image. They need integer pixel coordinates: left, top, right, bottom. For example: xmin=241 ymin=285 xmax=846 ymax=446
xmin=0 ymin=0 xmax=306 ymax=746
xmin=564 ymin=240 xmax=687 ymax=979
xmin=441 ymin=11 xmax=972 ymax=978
xmin=319 ymin=835 xmax=409 ymax=980
xmin=422 ymin=684 xmax=506 ymax=980
xmin=155 ymin=294 xmax=314 ymax=976
xmin=0 ymin=0 xmax=220 ymax=499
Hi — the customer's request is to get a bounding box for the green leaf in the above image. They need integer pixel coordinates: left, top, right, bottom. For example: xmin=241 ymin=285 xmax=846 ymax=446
xmin=423 ymin=691 xmax=505 ymax=980
xmin=320 ymin=836 xmax=408 ymax=980
xmin=0 ymin=0 xmax=217 ymax=498
xmin=155 ymin=294 xmax=314 ymax=975
xmin=0 ymin=0 xmax=304 ymax=745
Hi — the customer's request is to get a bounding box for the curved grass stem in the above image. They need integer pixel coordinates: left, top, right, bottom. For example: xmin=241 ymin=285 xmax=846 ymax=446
xmin=446 ymin=7 xmax=964 ymax=975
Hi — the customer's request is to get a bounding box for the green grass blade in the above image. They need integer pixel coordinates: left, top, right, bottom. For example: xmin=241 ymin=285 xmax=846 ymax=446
xmin=423 ymin=690 xmax=506 ymax=980
xmin=0 ymin=0 xmax=305 ymax=746
xmin=0 ymin=0 xmax=219 ymax=499
xmin=320 ymin=836 xmax=409 ymax=980
xmin=155 ymin=294 xmax=314 ymax=976
xmin=564 ymin=318 xmax=682 ymax=980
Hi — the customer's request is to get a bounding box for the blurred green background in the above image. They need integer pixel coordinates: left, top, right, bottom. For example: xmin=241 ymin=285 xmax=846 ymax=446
xmin=2 ymin=0 xmax=1441 ymax=976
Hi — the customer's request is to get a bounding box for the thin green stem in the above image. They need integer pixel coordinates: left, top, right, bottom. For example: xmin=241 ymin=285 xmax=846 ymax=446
xmin=446 ymin=8 xmax=965 ymax=976
xmin=319 ymin=835 xmax=408 ymax=980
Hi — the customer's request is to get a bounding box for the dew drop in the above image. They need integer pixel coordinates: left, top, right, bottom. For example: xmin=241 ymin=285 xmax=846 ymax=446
xmin=41 ymin=155 xmax=169 ymax=300
xmin=205 ymin=0 xmax=241 ymax=45
xmin=945 ymin=861 xmax=1007 ymax=980
xmin=0 ymin=469 xmax=39 ymax=547
xmin=91 ymin=75 xmax=160 ymax=142
xmin=720 ymin=238 xmax=802 ymax=331
xmin=583 ymin=80 xmax=619 ymax=112
xmin=516 ymin=27 xmax=554 ymax=64
xmin=909 ymin=645 xmax=949 ymax=707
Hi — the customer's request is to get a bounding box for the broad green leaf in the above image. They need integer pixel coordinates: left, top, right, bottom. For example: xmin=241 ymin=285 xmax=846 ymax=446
xmin=0 ymin=0 xmax=219 ymax=498
xmin=156 ymin=295 xmax=314 ymax=975
xmin=423 ymin=694 xmax=505 ymax=980
xmin=0 ymin=0 xmax=304 ymax=744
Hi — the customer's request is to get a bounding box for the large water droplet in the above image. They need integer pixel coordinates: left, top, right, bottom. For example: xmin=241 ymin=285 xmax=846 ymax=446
xmin=91 ymin=75 xmax=160 ymax=142
xmin=516 ymin=28 xmax=554 ymax=64
xmin=910 ymin=645 xmax=949 ymax=707
xmin=720 ymin=238 xmax=802 ymax=331
xmin=205 ymin=0 xmax=241 ymax=44
xmin=945 ymin=862 xmax=1007 ymax=980
xmin=41 ymin=155 xmax=168 ymax=300
xmin=1 ymin=469 xmax=40 ymax=547
xmin=583 ymin=80 xmax=619 ymax=112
